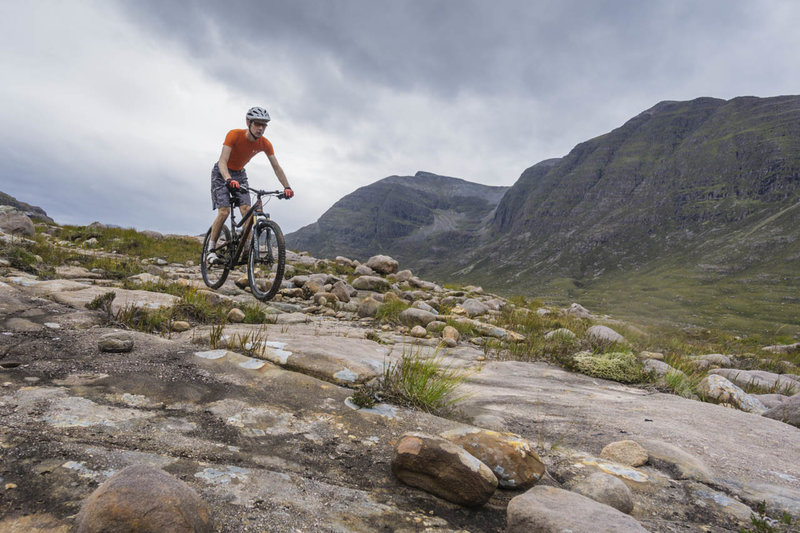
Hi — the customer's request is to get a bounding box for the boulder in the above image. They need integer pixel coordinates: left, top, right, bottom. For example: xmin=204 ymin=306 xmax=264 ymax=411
xmin=585 ymin=325 xmax=626 ymax=346
xmin=697 ymin=374 xmax=767 ymax=413
xmin=442 ymin=325 xmax=460 ymax=346
xmin=358 ymin=297 xmax=380 ymax=318
xmin=566 ymin=303 xmax=592 ymax=319
xmin=0 ymin=210 xmax=35 ymax=236
xmin=460 ymin=298 xmax=489 ymax=318
xmin=391 ymin=432 xmax=497 ymax=507
xmin=365 ymin=254 xmax=399 ymax=275
xmin=98 ymin=332 xmax=134 ymax=353
xmin=354 ymin=264 xmax=375 ymax=276
xmin=76 ymin=465 xmax=213 ymax=533
xmin=762 ymin=392 xmax=800 ymax=428
xmin=411 ymin=300 xmax=438 ymax=314
xmin=544 ymin=328 xmax=577 ymax=341
xmin=691 ymin=353 xmax=732 ymax=370
xmin=331 ymin=281 xmax=352 ymax=303
xmin=399 ymin=308 xmax=438 ymax=328
xmin=761 ymin=342 xmax=800 ymax=355
xmin=642 ymin=359 xmax=681 ymax=378
xmin=600 ymin=440 xmax=648 ymax=467
xmin=572 ymin=472 xmax=635 ymax=514
xmin=334 ymin=255 xmax=355 ymax=268
xmin=352 ymin=276 xmax=391 ymax=292
xmin=440 ymin=427 xmax=545 ymax=489
xmin=507 ymin=486 xmax=648 ymax=532
xmin=394 ymin=269 xmax=414 ymax=282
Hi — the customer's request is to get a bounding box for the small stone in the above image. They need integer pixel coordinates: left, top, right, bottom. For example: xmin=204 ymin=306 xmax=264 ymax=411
xmin=572 ymin=472 xmax=635 ymax=514
xmin=227 ymin=308 xmax=246 ymax=323
xmin=410 ymin=325 xmax=427 ymax=338
xmin=600 ymin=440 xmax=649 ymax=467
xmin=98 ymin=331 xmax=134 ymax=353
xmin=171 ymin=321 xmax=191 ymax=332
xmin=5 ymin=483 xmax=17 ymax=490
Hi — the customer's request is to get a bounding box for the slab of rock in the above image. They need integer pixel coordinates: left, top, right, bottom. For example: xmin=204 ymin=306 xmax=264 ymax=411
xmin=98 ymin=332 xmax=134 ymax=353
xmin=600 ymin=440 xmax=648 ymax=467
xmin=636 ymin=439 xmax=713 ymax=483
xmin=440 ymin=427 xmax=545 ymax=489
xmin=709 ymin=368 xmax=800 ymax=395
xmin=507 ymin=486 xmax=648 ymax=532
xmin=572 ymin=472 xmax=634 ymax=514
xmin=76 ymin=464 xmax=213 ymax=533
xmin=391 ymin=432 xmax=497 ymax=507
xmin=365 ymin=254 xmax=399 ymax=275
xmin=762 ymin=393 xmax=800 ymax=428
xmin=762 ymin=342 xmax=800 ymax=355
xmin=697 ymin=374 xmax=767 ymax=413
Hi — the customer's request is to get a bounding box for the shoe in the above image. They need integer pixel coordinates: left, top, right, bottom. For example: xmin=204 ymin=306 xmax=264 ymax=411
xmin=206 ymin=251 xmax=220 ymax=266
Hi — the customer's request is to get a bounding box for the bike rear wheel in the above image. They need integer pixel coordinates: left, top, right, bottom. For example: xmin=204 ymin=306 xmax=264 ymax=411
xmin=201 ymin=225 xmax=232 ymax=289
xmin=248 ymin=219 xmax=285 ymax=301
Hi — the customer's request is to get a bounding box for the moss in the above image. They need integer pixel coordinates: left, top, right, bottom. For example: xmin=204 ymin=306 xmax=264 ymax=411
xmin=573 ymin=351 xmax=648 ymax=384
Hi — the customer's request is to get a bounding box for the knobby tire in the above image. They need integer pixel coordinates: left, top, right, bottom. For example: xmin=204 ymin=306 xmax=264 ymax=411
xmin=201 ymin=225 xmax=231 ymax=289
xmin=248 ymin=219 xmax=285 ymax=301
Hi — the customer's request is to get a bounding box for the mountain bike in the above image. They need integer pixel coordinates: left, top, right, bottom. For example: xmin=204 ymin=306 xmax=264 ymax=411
xmin=200 ymin=187 xmax=287 ymax=301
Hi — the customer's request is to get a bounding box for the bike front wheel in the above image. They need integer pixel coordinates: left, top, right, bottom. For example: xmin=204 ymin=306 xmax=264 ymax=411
xmin=248 ymin=219 xmax=285 ymax=301
xmin=201 ymin=225 xmax=231 ymax=289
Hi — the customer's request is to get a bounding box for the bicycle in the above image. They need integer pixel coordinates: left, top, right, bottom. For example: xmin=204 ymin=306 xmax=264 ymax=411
xmin=200 ymin=187 xmax=287 ymax=301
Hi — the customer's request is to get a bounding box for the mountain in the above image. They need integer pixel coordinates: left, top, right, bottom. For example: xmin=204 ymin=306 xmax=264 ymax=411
xmin=287 ymin=171 xmax=509 ymax=269
xmin=0 ymin=191 xmax=54 ymax=223
xmin=289 ymin=96 xmax=800 ymax=333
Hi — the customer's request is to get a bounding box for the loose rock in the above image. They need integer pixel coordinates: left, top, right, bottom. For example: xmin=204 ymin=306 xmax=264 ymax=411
xmin=98 ymin=331 xmax=134 ymax=353
xmin=76 ymin=464 xmax=213 ymax=533
xmin=391 ymin=432 xmax=498 ymax=507
xmin=572 ymin=472 xmax=635 ymax=514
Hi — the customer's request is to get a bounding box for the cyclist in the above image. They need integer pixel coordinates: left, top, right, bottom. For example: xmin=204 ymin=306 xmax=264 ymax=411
xmin=206 ymin=106 xmax=294 ymax=265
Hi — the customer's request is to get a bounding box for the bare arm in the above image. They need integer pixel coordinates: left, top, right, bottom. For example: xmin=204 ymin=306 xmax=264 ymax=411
xmin=218 ymin=145 xmax=234 ymax=182
xmin=268 ymin=154 xmax=291 ymax=189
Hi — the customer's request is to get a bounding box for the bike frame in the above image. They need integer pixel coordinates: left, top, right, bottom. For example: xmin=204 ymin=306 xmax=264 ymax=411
xmin=225 ymin=188 xmax=281 ymax=266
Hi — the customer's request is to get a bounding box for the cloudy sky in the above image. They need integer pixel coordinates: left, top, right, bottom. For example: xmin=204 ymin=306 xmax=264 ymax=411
xmin=2 ymin=0 xmax=799 ymax=234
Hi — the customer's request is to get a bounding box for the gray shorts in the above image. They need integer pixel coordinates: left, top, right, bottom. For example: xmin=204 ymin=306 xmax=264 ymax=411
xmin=211 ymin=163 xmax=251 ymax=209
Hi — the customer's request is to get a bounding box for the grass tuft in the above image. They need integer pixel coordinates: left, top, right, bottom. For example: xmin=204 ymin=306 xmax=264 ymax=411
xmin=379 ymin=345 xmax=468 ymax=413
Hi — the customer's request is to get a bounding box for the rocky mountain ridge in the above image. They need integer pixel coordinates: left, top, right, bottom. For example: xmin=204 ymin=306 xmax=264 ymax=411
xmin=1 ymin=213 xmax=799 ymax=531
xmin=287 ymin=95 xmax=800 ymax=335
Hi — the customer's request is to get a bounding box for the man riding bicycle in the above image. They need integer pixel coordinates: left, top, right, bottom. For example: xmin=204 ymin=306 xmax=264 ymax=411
xmin=206 ymin=106 xmax=293 ymax=265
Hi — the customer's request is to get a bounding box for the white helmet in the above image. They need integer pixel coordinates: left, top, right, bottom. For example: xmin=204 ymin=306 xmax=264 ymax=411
xmin=246 ymin=106 xmax=271 ymax=122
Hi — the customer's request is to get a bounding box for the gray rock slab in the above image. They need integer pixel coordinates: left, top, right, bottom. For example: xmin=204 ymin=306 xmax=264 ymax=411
xmin=710 ymin=368 xmax=800 ymax=395
xmin=507 ymin=485 xmax=649 ymax=532
xmin=48 ymin=286 xmax=179 ymax=313
xmin=456 ymin=360 xmax=800 ymax=515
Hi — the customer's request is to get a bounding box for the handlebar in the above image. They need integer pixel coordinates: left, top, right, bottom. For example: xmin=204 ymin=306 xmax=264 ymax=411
xmin=237 ymin=186 xmax=287 ymax=199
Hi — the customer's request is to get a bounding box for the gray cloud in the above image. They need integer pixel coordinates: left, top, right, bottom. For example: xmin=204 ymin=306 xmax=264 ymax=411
xmin=2 ymin=0 xmax=800 ymax=235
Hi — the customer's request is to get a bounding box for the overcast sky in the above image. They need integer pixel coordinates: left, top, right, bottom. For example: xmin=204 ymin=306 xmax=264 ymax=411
xmin=2 ymin=0 xmax=799 ymax=234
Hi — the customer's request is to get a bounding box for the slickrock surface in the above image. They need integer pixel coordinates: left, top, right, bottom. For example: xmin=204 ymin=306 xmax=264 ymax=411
xmin=1 ymin=244 xmax=799 ymax=532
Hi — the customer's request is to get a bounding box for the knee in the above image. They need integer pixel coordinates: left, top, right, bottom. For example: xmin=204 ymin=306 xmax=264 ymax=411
xmin=217 ymin=207 xmax=231 ymax=218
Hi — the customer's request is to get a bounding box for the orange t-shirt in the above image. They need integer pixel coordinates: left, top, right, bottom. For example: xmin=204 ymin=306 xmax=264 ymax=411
xmin=223 ymin=129 xmax=275 ymax=171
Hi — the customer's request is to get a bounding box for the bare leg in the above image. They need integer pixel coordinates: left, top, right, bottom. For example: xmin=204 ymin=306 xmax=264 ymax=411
xmin=209 ymin=207 xmax=230 ymax=250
